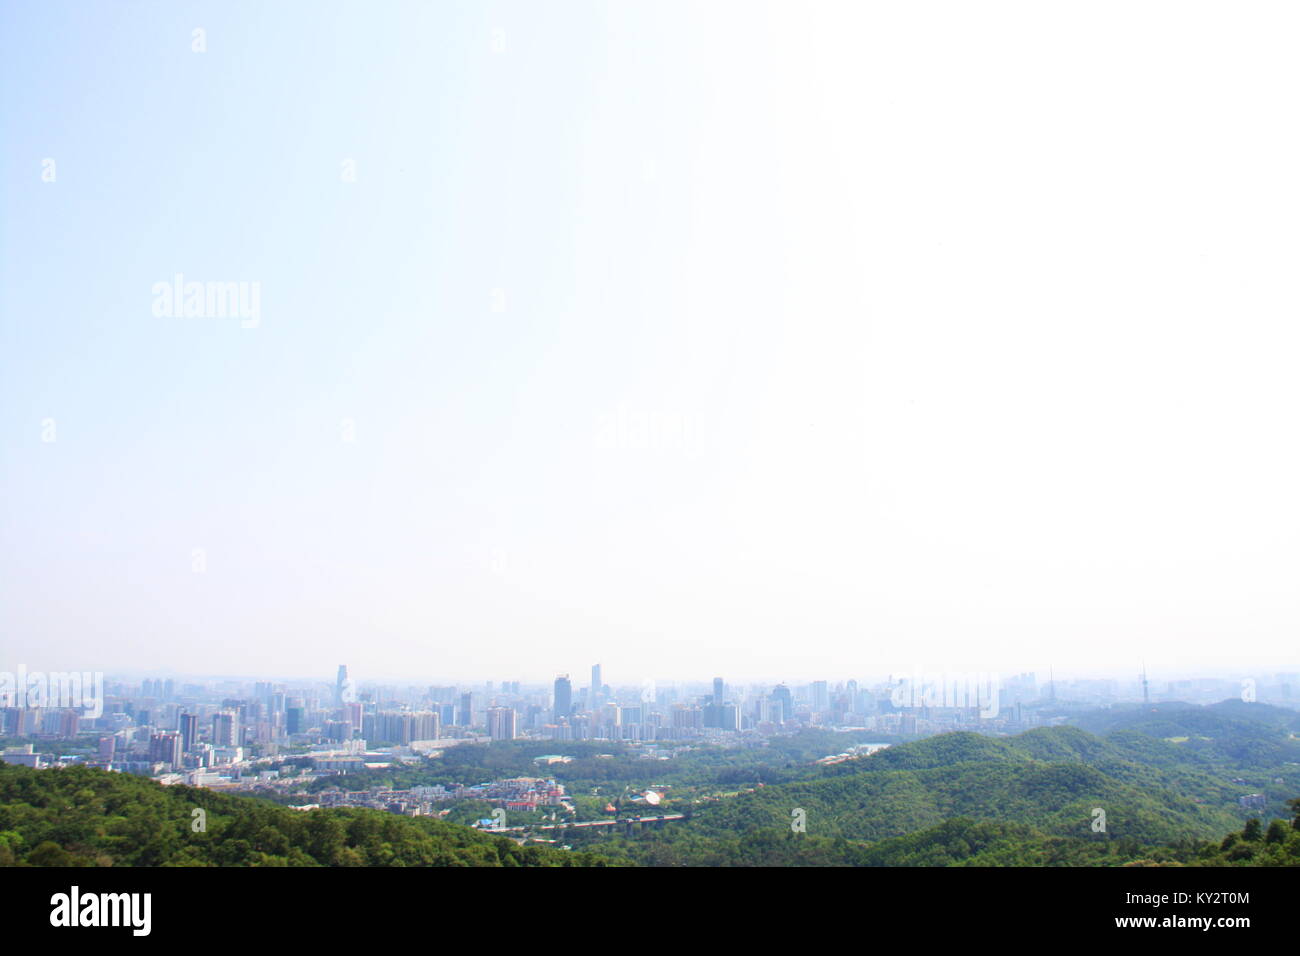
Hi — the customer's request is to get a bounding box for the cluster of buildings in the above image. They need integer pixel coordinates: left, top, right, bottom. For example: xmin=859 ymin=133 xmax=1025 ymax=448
xmin=315 ymin=777 xmax=568 ymax=816
xmin=4 ymin=664 xmax=1297 ymax=785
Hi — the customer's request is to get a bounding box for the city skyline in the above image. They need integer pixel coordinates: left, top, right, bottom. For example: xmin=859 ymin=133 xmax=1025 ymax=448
xmin=57 ymin=660 xmax=1300 ymax=687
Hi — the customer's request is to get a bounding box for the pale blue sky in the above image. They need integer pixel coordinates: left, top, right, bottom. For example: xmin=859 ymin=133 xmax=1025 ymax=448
xmin=3 ymin=2 xmax=1298 ymax=683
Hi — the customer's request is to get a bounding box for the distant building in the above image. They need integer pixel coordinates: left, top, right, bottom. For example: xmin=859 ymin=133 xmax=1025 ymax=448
xmin=553 ymin=675 xmax=573 ymax=719
xmin=365 ymin=711 xmax=439 ymax=745
xmin=212 ymin=711 xmax=239 ymax=747
xmin=811 ymin=681 xmax=830 ymax=711
xmin=772 ymin=685 xmax=793 ymax=723
xmin=149 ymin=731 xmax=183 ymax=768
xmin=179 ymin=712 xmax=198 ymax=753
xmin=487 ymin=706 xmax=517 ymax=741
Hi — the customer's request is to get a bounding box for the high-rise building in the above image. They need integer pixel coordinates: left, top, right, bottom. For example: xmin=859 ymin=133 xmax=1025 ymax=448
xmin=553 ymin=675 xmax=573 ymax=719
xmin=811 ymin=680 xmax=830 ymax=711
xmin=712 ymin=677 xmax=724 ymax=707
xmin=671 ymin=703 xmax=703 ymax=733
xmin=591 ymin=663 xmax=604 ymax=707
xmin=212 ymin=711 xmax=239 ymax=747
xmin=772 ymin=684 xmax=793 ymax=723
xmin=178 ymin=712 xmax=198 ymax=753
xmin=345 ymin=701 xmax=364 ymax=738
xmin=149 ymin=731 xmax=183 ymax=767
xmin=721 ymin=701 xmax=740 ymax=731
xmin=366 ymin=710 xmax=439 ymax=745
xmin=459 ymin=692 xmax=474 ymax=727
xmin=286 ymin=700 xmax=306 ymax=735
xmin=599 ymin=702 xmax=621 ymax=735
xmin=487 ymin=706 xmax=517 ymax=740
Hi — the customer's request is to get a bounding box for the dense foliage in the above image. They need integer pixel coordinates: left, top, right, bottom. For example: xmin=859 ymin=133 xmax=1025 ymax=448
xmin=557 ymin=717 xmax=1300 ymax=866
xmin=296 ymin=730 xmax=876 ymax=801
xmin=0 ymin=763 xmax=615 ymax=867
xmin=4 ymin=703 xmax=1297 ymax=867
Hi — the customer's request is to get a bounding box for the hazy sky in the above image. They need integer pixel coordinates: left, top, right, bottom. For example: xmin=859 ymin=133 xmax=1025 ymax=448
xmin=2 ymin=1 xmax=1297 ymax=683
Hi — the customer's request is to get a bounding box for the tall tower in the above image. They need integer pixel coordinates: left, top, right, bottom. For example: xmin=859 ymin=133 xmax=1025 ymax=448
xmin=591 ymin=663 xmax=603 ymax=707
xmin=772 ymin=684 xmax=792 ymax=723
xmin=1141 ymin=662 xmax=1150 ymax=705
xmin=712 ymin=677 xmax=724 ymax=707
xmin=553 ymin=674 xmax=573 ymax=719
xmin=335 ymin=665 xmax=350 ymax=706
xmin=178 ymin=712 xmax=198 ymax=753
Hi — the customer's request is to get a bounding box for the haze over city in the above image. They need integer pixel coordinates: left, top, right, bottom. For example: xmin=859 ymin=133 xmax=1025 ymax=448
xmin=4 ymin=2 xmax=1297 ymax=680
xmin=2 ymin=0 xmax=1298 ymax=912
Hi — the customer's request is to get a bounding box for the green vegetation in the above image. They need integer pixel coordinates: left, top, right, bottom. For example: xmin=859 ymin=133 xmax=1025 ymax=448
xmin=4 ymin=704 xmax=1298 ymax=867
xmin=1070 ymin=700 xmax=1300 ymax=771
xmin=558 ymin=718 xmax=1300 ymax=866
xmin=293 ymin=730 xmax=881 ymax=819
xmin=0 ymin=762 xmax=616 ymax=867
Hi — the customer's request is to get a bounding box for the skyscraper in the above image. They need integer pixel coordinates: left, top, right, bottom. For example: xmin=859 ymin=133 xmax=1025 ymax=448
xmin=712 ymin=677 xmax=724 ymax=707
xmin=487 ymin=706 xmax=517 ymax=740
xmin=286 ymin=699 xmax=306 ymax=735
xmin=721 ymin=701 xmax=740 ymax=731
xmin=553 ymin=674 xmax=573 ymax=719
xmin=772 ymin=684 xmax=793 ymax=723
xmin=212 ymin=711 xmax=238 ymax=747
xmin=149 ymin=731 xmax=183 ymax=767
xmin=178 ymin=712 xmax=198 ymax=753
xmin=591 ymin=663 xmax=603 ymax=707
xmin=811 ymin=680 xmax=829 ymax=711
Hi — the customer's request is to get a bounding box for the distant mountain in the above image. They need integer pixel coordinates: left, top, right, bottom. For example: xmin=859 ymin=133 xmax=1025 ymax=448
xmin=5 ymin=717 xmax=1297 ymax=867
xmin=684 ymin=727 xmax=1243 ymax=845
xmin=1069 ymin=700 xmax=1300 ymax=768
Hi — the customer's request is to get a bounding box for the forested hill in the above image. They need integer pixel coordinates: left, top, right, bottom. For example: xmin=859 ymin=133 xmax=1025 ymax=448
xmin=681 ymin=726 xmax=1247 ymax=845
xmin=1067 ymin=700 xmax=1300 ymax=768
xmin=3 ymin=721 xmax=1297 ymax=867
xmin=0 ymin=763 xmax=615 ymax=867
xmin=558 ymin=723 xmax=1300 ymax=866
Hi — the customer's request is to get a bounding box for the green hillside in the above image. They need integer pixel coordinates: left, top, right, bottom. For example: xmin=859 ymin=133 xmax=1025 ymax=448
xmin=1070 ymin=701 xmax=1300 ymax=769
xmin=687 ymin=727 xmax=1243 ymax=844
xmin=0 ymin=762 xmax=615 ymax=867
xmin=562 ymin=723 xmax=1300 ymax=865
xmin=4 ymin=720 xmax=1297 ymax=868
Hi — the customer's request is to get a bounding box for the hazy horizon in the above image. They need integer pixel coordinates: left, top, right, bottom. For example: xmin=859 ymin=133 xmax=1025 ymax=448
xmin=42 ymin=663 xmax=1300 ymax=691
xmin=4 ymin=2 xmax=1298 ymax=681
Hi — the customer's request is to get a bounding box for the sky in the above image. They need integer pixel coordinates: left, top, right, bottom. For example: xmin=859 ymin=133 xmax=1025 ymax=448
xmin=2 ymin=1 xmax=1298 ymax=684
